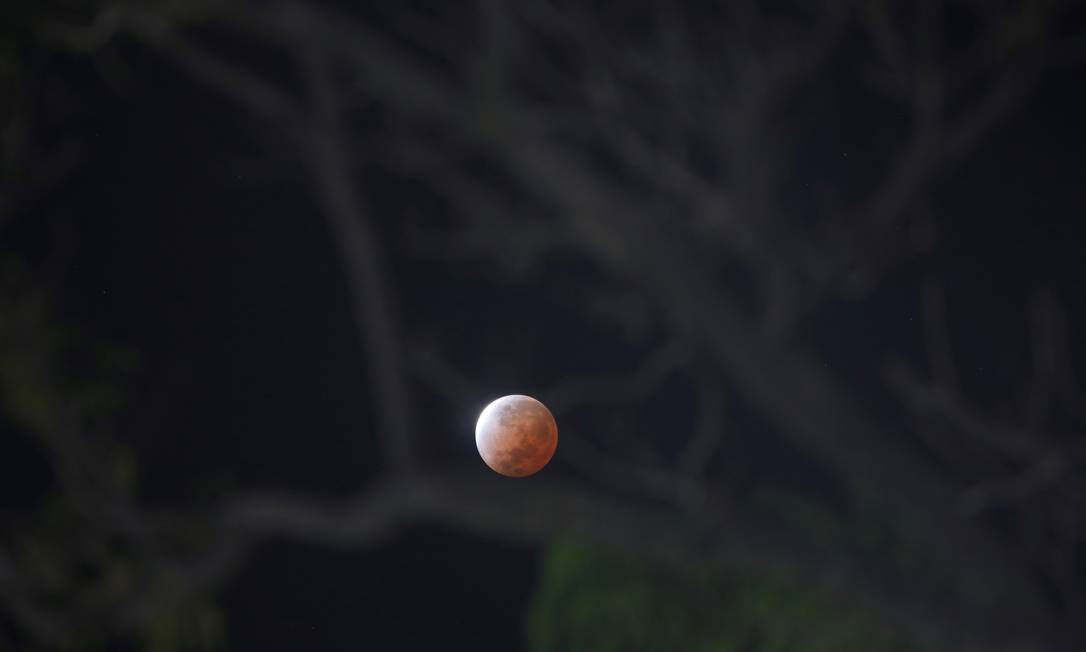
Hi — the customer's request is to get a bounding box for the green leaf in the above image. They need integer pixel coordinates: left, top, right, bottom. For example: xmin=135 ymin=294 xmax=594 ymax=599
xmin=527 ymin=539 xmax=918 ymax=652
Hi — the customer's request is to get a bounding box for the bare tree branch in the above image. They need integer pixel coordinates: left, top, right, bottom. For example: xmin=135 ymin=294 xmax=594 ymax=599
xmin=298 ymin=41 xmax=417 ymax=470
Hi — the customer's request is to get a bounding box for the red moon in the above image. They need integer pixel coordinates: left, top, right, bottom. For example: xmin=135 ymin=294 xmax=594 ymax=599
xmin=475 ymin=395 xmax=558 ymax=477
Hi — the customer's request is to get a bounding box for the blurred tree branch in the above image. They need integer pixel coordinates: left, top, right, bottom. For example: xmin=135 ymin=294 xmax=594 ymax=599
xmin=4 ymin=0 xmax=1085 ymax=649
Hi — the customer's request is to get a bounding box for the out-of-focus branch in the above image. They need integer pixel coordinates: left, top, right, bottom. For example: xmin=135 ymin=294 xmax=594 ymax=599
xmin=677 ymin=370 xmax=726 ymax=481
xmin=212 ymin=468 xmax=986 ymax=652
xmin=299 ymin=42 xmax=417 ymax=470
xmin=816 ymin=0 xmax=1075 ymax=303
xmin=544 ymin=338 xmax=688 ymax=413
xmin=0 ymin=548 xmax=65 ymax=648
xmin=884 ymin=279 xmax=1085 ymax=627
xmin=409 ymin=337 xmax=702 ymax=505
xmin=44 ymin=7 xmax=303 ymax=126
xmin=887 ymin=285 xmax=1085 ymax=470
xmin=1030 ymin=290 xmax=1086 ymax=428
xmin=22 ymin=1 xmax=1086 ymax=649
xmin=81 ymin=5 xmax=421 ymax=470
xmin=247 ymin=3 xmax=1064 ymax=638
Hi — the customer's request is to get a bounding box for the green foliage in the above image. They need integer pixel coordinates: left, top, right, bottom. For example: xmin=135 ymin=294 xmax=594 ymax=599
xmin=527 ymin=539 xmax=918 ymax=652
xmin=0 ymin=258 xmax=229 ymax=649
xmin=0 ymin=259 xmax=140 ymax=490
xmin=145 ymin=600 xmax=227 ymax=652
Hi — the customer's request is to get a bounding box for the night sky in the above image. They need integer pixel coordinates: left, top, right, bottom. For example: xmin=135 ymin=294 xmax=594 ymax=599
xmin=3 ymin=2 xmax=1086 ymax=650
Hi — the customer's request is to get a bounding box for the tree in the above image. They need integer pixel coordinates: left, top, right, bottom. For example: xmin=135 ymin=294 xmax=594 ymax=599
xmin=3 ymin=1 xmax=1085 ymax=649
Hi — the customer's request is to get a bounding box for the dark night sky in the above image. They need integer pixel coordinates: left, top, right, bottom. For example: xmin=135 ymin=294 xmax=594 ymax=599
xmin=3 ymin=5 xmax=1086 ymax=650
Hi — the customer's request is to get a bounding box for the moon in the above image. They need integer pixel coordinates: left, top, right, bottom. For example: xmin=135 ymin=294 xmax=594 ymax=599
xmin=475 ymin=395 xmax=558 ymax=477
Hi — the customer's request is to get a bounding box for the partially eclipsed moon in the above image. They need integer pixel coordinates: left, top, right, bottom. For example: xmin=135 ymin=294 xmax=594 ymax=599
xmin=475 ymin=395 xmax=558 ymax=477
